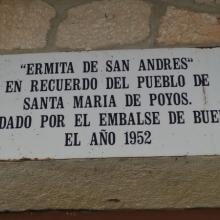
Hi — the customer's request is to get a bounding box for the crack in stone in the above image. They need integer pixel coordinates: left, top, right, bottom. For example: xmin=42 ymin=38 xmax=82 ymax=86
xmin=202 ymin=86 xmax=208 ymax=106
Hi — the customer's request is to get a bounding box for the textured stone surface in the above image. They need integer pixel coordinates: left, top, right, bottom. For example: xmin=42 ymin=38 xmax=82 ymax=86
xmin=195 ymin=0 xmax=214 ymax=3
xmin=195 ymin=0 xmax=220 ymax=3
xmin=0 ymin=0 xmax=55 ymax=50
xmin=56 ymin=0 xmax=151 ymax=50
xmin=157 ymin=7 xmax=220 ymax=45
xmin=0 ymin=156 xmax=220 ymax=211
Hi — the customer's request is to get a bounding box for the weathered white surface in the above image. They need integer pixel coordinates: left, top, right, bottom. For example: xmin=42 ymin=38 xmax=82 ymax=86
xmin=0 ymin=48 xmax=220 ymax=159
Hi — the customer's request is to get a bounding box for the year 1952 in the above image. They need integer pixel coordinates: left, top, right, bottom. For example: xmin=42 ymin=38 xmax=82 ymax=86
xmin=124 ymin=130 xmax=152 ymax=145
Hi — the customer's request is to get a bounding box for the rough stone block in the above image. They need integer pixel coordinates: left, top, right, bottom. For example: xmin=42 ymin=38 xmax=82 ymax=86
xmin=157 ymin=6 xmax=220 ymax=46
xmin=56 ymin=0 xmax=151 ymax=50
xmin=0 ymin=157 xmax=220 ymax=211
xmin=0 ymin=0 xmax=55 ymax=50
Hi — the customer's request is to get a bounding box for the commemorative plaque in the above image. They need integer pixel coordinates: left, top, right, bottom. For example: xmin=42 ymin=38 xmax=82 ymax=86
xmin=0 ymin=48 xmax=219 ymax=159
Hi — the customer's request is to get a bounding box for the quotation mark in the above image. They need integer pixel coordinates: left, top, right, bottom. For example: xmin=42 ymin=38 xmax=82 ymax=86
xmin=20 ymin=64 xmax=26 ymax=69
xmin=186 ymin=58 xmax=193 ymax=62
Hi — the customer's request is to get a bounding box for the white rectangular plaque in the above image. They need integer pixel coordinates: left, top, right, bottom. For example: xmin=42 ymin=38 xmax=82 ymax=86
xmin=0 ymin=48 xmax=220 ymax=159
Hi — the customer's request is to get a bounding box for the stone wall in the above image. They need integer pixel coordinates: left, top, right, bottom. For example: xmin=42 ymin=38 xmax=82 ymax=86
xmin=0 ymin=0 xmax=220 ymax=211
